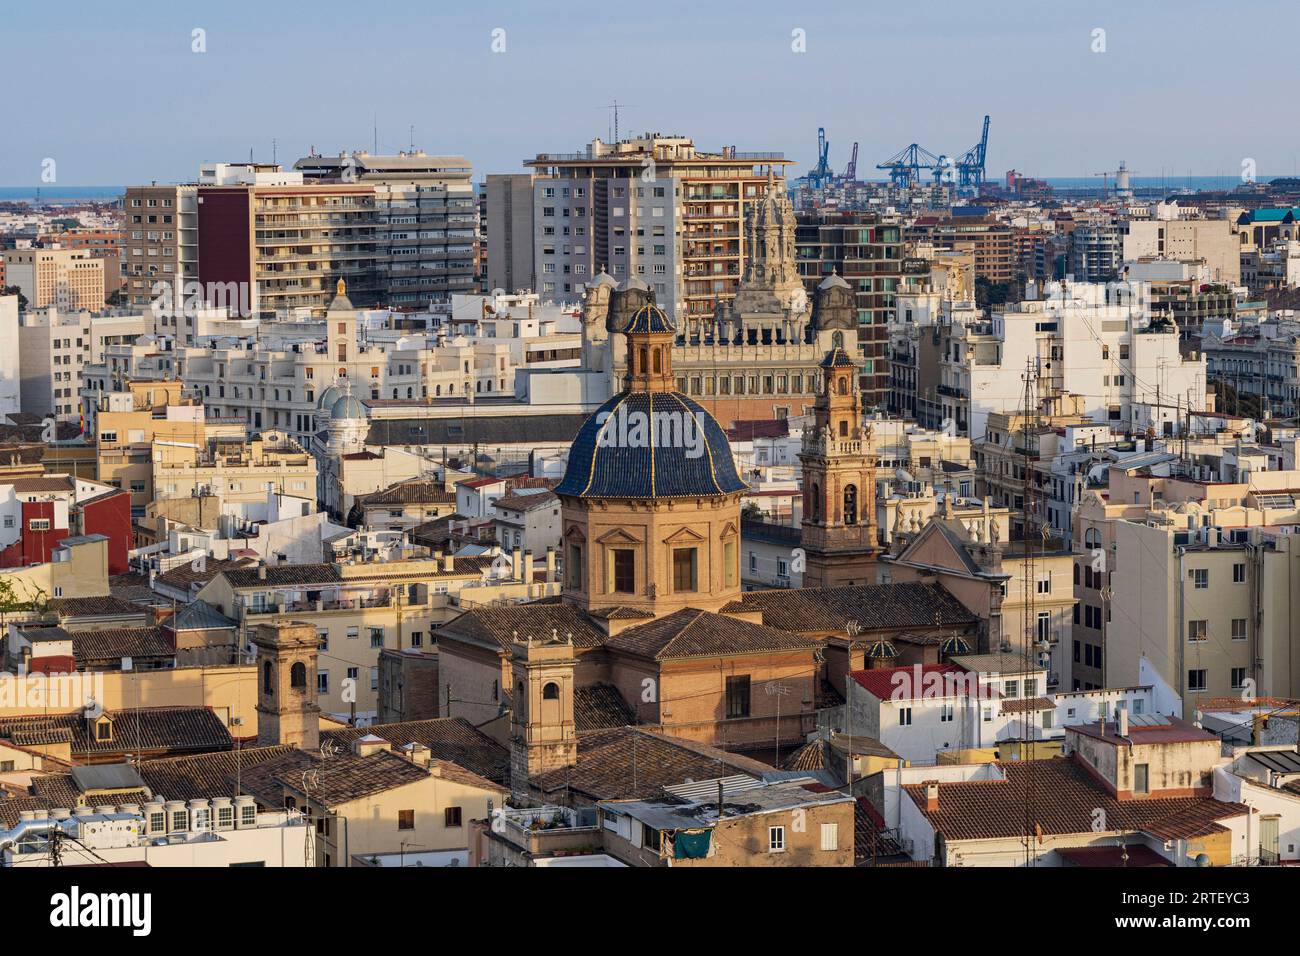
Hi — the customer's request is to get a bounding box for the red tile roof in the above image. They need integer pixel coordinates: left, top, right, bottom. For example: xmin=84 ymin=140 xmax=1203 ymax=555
xmin=850 ymin=664 xmax=982 ymax=701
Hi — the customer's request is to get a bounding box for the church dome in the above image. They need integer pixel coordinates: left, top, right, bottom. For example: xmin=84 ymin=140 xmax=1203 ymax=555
xmin=555 ymin=391 xmax=746 ymax=499
xmin=623 ymin=302 xmax=675 ymax=335
xmin=317 ymin=385 xmax=343 ymax=410
xmin=329 ymin=393 xmax=367 ymax=421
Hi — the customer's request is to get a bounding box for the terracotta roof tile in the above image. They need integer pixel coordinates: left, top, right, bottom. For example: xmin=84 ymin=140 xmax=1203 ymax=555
xmin=605 ymin=608 xmax=820 ymax=661
xmin=726 ymin=582 xmax=977 ymax=635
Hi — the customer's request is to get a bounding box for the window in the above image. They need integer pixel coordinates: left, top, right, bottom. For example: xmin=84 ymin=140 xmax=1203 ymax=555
xmin=1134 ymin=763 xmax=1150 ymax=795
xmin=1004 ymin=680 xmax=1019 ymax=698
xmin=843 ymin=485 xmax=858 ymax=525
xmin=542 ymin=681 xmax=560 ymax=700
xmin=725 ymin=675 xmax=751 ymax=719
xmin=611 ymin=548 xmax=635 ymax=593
xmin=1233 ymin=562 xmax=1246 ymax=583
xmin=317 ymin=671 xmax=330 ymax=694
xmin=940 ymin=703 xmax=954 ymax=723
xmin=1231 ymin=618 xmax=1247 ymax=641
xmin=290 ymin=662 xmax=307 ymax=689
xmin=723 ymin=539 xmax=737 ymax=588
xmin=672 ymin=547 xmax=698 ymax=592
xmin=899 ymin=707 xmax=912 ymax=726
xmin=444 ymin=807 xmax=463 ymax=828
xmin=768 ymin=826 xmax=786 ymax=853
xmin=1192 ymin=568 xmax=1208 ymax=589
xmin=1231 ymin=667 xmax=1247 ymax=690
xmin=1187 ymin=620 xmax=1208 ymax=642
xmin=1036 ymin=575 xmax=1051 ymax=594
xmin=1188 ymin=669 xmax=1207 ymax=692
xmin=568 ymin=544 xmax=583 ymax=589
xmin=262 ymin=660 xmax=273 ymax=694
xmin=398 ymin=809 xmax=415 ymax=830
xmin=820 ymin=823 xmax=839 ymax=851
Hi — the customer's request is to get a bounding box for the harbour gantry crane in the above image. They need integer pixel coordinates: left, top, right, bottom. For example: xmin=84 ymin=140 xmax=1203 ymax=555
xmin=843 ymin=142 xmax=858 ymax=181
xmin=809 ymin=127 xmax=833 ymax=189
xmin=877 ymin=142 xmax=943 ymax=189
xmin=955 ymin=115 xmax=990 ymax=195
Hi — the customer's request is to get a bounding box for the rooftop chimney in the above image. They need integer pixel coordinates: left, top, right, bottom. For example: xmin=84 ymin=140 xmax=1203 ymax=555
xmin=442 ymin=552 xmax=454 ymax=573
xmin=925 ymin=782 xmax=939 ymax=813
xmin=1118 ymin=707 xmax=1129 ymax=737
xmin=545 ymin=547 xmax=556 ymax=584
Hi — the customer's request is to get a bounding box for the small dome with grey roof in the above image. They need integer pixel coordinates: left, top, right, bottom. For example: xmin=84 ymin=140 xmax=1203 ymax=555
xmin=317 ymin=384 xmax=343 ymax=410
xmin=329 ymin=393 xmax=367 ymax=421
xmin=616 ymin=276 xmax=650 ymax=293
xmin=818 ymin=271 xmax=852 ymax=291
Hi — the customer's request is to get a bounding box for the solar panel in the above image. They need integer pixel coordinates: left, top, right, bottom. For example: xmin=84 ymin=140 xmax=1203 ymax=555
xmin=1128 ymin=713 xmax=1171 ymax=727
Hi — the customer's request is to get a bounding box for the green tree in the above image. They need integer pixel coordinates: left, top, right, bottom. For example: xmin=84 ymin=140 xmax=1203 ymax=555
xmin=1 ymin=285 xmax=27 ymax=311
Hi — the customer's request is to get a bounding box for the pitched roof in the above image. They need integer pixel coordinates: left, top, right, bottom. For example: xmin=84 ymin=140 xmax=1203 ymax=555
xmin=168 ymin=598 xmax=238 ymax=631
xmin=440 ymin=602 xmax=606 ymax=650
xmin=493 ymin=489 xmax=558 ymax=513
xmin=156 ymin=557 xmax=253 ymax=591
xmin=903 ymin=758 xmax=1248 ymax=843
xmin=221 ymin=558 xmax=491 ymax=589
xmin=320 ymin=718 xmax=509 ymax=785
xmin=71 ymin=626 xmax=174 ymax=665
xmin=360 ymin=479 xmax=457 ymax=506
xmin=605 ymin=608 xmax=820 ymax=661
xmin=0 ymin=707 xmax=231 ymax=758
xmin=50 ymin=595 xmax=150 ymax=621
xmin=574 ymin=684 xmax=635 ymax=732
xmin=726 ymin=582 xmax=977 ymax=635
xmin=531 ymin=726 xmax=773 ymax=802
xmin=850 ymin=664 xmax=981 ymax=701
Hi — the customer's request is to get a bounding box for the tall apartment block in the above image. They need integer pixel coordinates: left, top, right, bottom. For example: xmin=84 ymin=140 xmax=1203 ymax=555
xmin=1069 ymin=219 xmax=1125 ymax=281
xmin=925 ymin=217 xmax=1018 ymax=283
xmin=795 ymin=211 xmax=916 ymax=409
xmin=524 ymin=135 xmax=790 ymax=319
xmin=485 ymin=173 xmax=537 ymax=294
xmin=2 ymin=247 xmax=105 ymax=311
xmin=18 ymin=307 xmax=146 ymax=421
xmin=122 ymin=183 xmax=199 ymax=320
xmin=295 ymin=151 xmax=479 ymax=308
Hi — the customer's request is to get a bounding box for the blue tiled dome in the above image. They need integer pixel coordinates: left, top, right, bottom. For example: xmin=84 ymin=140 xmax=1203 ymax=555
xmin=556 ymin=391 xmax=746 ymax=499
xmin=820 ymin=347 xmax=857 ymax=368
xmin=623 ymin=302 xmax=676 ymax=335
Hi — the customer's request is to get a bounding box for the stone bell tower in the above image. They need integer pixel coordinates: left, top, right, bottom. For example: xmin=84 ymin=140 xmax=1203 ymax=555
xmin=508 ymin=631 xmax=578 ymax=798
xmin=252 ymin=621 xmax=320 ymax=751
xmin=798 ymin=346 xmax=878 ymax=587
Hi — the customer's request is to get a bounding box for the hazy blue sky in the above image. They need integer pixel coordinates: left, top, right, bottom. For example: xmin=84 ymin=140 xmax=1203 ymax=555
xmin=4 ymin=0 xmax=1296 ymax=185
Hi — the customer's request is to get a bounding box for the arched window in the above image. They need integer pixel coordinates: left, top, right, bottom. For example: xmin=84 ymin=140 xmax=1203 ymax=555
xmin=844 ymin=484 xmax=858 ymax=526
xmin=1073 ymin=563 xmax=1080 ymax=585
xmin=838 ymin=376 xmax=849 ymax=395
xmin=290 ymin=662 xmax=307 ymax=689
xmin=832 ymin=331 xmax=843 ymax=349
xmin=652 ymin=348 xmax=662 ymax=373
xmin=638 ymin=347 xmax=648 ymax=374
xmin=810 ymin=484 xmax=820 ymax=521
xmin=262 ymin=660 xmax=273 ymax=695
xmin=542 ymin=682 xmax=560 ymax=701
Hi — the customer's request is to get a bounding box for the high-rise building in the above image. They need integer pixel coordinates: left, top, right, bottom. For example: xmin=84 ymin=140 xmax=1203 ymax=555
xmin=294 ymin=150 xmax=479 ymax=308
xmin=121 ymin=183 xmax=198 ymax=312
xmin=485 ymin=173 xmax=537 ymax=294
xmin=796 ymin=211 xmax=915 ymax=409
xmin=524 ymin=134 xmax=790 ymax=319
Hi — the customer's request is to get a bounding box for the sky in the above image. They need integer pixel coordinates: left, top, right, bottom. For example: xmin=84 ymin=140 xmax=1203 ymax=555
xmin=4 ymin=0 xmax=1297 ymax=185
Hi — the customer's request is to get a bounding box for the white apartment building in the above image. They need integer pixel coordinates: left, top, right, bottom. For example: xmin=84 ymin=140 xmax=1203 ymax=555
xmin=18 ymin=307 xmax=147 ymax=421
xmin=967 ymin=280 xmax=1207 ymax=441
xmin=1123 ymin=218 xmax=1240 ymax=284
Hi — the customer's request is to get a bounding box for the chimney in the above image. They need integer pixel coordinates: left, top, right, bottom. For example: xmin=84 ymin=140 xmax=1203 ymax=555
xmin=1118 ymin=707 xmax=1129 ymax=737
xmin=511 ymin=548 xmax=522 ymax=581
xmin=545 ymin=547 xmax=556 ymax=584
xmin=443 ymin=552 xmax=454 ymax=572
xmin=522 ymin=549 xmax=533 ymax=582
xmin=925 ymin=782 xmax=939 ymax=813
xmin=404 ymin=742 xmax=432 ymax=768
xmin=257 ymin=564 xmax=267 ymax=581
xmin=352 ymin=734 xmax=390 ymax=757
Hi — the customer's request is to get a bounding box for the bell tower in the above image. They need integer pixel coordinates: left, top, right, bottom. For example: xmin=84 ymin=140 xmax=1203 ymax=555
xmin=252 ymin=621 xmax=320 ymax=751
xmin=798 ymin=346 xmax=878 ymax=587
xmin=508 ymin=631 xmax=578 ymax=799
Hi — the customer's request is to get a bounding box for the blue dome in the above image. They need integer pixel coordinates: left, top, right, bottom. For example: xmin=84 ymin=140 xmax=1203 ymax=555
xmin=329 ymin=394 xmax=366 ymax=420
xmin=317 ymin=385 xmax=342 ymax=410
xmin=623 ymin=302 xmax=675 ymax=335
xmin=555 ymin=391 xmax=746 ymax=499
